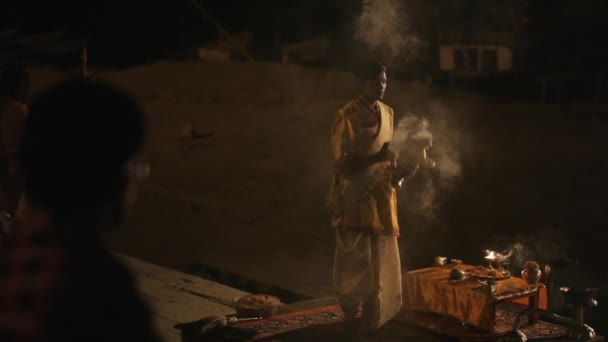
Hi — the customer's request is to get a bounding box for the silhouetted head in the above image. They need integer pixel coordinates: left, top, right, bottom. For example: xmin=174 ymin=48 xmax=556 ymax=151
xmin=19 ymin=79 xmax=147 ymax=229
xmin=0 ymin=64 xmax=29 ymax=102
xmin=353 ymin=61 xmax=387 ymax=102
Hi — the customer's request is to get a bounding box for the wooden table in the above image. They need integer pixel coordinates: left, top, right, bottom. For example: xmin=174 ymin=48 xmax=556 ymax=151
xmin=402 ymin=265 xmax=546 ymax=332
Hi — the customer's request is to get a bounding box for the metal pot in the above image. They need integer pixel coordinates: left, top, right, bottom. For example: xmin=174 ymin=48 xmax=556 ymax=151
xmin=521 ymin=268 xmax=542 ymax=285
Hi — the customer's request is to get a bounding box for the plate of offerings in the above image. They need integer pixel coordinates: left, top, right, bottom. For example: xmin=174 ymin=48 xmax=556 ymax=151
xmin=469 ymin=266 xmax=511 ymax=281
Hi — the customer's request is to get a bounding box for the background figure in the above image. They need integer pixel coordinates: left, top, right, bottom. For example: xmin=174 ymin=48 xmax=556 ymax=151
xmin=0 ymin=79 xmax=160 ymax=341
xmin=0 ymin=64 xmax=29 ymax=216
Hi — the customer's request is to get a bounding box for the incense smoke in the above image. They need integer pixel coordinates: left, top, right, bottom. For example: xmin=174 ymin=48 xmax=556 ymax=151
xmin=392 ymin=115 xmax=430 ymax=154
xmin=354 ymin=0 xmax=423 ymax=63
xmin=393 ymin=112 xmax=462 ymax=183
xmin=490 ymin=229 xmax=575 ymax=271
xmin=393 ymin=99 xmax=467 ymax=269
xmin=387 ymin=95 xmax=467 ymax=261
xmin=426 ymin=100 xmax=463 ymax=181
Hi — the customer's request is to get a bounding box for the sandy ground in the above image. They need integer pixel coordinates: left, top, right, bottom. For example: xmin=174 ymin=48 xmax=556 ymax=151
xmin=29 ymin=62 xmax=433 ymax=297
xmin=29 ymin=62 xmax=608 ymax=332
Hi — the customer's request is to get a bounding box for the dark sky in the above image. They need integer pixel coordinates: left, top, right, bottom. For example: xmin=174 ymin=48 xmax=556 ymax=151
xmin=1 ymin=1 xmax=345 ymax=38
xmin=1 ymin=0 xmax=352 ymax=64
xmin=3 ymin=0 xmax=608 ymax=68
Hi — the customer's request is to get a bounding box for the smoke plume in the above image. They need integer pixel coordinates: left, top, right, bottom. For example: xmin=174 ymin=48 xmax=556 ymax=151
xmin=427 ymin=100 xmax=463 ymax=180
xmin=392 ymin=115 xmax=429 ymax=154
xmin=490 ymin=228 xmax=575 ymax=271
xmin=393 ymin=112 xmax=462 ymax=183
xmin=354 ymin=0 xmax=423 ymax=63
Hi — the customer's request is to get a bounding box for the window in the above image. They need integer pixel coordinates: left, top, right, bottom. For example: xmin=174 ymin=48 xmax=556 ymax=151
xmin=454 ymin=48 xmax=478 ymax=71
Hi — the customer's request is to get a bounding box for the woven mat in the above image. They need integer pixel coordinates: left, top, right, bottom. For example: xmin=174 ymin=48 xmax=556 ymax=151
xmin=234 ymin=305 xmax=344 ymax=340
xmin=399 ymin=310 xmax=569 ymax=340
xmin=228 ymin=305 xmax=570 ymax=341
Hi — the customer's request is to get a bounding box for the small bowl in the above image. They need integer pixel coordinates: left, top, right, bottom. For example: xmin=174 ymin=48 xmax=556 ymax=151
xmin=233 ymin=294 xmax=280 ymax=318
xmin=434 ymin=256 xmax=447 ymax=266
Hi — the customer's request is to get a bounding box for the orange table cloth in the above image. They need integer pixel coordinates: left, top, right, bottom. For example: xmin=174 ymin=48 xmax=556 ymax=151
xmin=402 ymin=265 xmax=547 ymax=331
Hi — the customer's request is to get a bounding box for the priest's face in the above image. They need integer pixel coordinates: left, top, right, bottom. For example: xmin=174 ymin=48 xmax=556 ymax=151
xmin=361 ymin=71 xmax=387 ymax=101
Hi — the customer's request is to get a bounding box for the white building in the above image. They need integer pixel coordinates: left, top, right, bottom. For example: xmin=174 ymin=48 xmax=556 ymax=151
xmin=439 ymin=31 xmax=514 ymax=77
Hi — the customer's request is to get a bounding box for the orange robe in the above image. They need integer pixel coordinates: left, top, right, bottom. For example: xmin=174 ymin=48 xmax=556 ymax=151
xmin=327 ymin=97 xmax=399 ymax=236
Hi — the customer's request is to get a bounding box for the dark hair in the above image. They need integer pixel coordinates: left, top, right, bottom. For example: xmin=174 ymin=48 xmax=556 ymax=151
xmin=19 ymin=79 xmax=145 ymax=223
xmin=353 ymin=61 xmax=386 ymax=83
xmin=0 ymin=64 xmax=29 ymax=98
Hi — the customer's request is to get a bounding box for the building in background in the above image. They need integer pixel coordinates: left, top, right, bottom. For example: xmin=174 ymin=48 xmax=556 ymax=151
xmin=429 ymin=0 xmax=519 ymax=79
xmin=281 ymin=38 xmax=330 ymax=64
xmin=195 ymin=31 xmax=254 ymax=62
xmin=438 ymin=30 xmax=513 ymax=78
xmin=0 ymin=29 xmax=87 ymax=65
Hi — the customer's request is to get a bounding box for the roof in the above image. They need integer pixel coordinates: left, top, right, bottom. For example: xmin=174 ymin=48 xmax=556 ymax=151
xmin=440 ymin=30 xmax=514 ymax=46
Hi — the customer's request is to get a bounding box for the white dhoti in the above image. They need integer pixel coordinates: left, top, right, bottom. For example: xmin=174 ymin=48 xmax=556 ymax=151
xmin=333 ymin=229 xmax=402 ymax=328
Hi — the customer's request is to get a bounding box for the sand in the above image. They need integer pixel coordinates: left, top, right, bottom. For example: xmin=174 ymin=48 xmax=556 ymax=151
xmin=27 ymin=61 xmax=608 ymax=313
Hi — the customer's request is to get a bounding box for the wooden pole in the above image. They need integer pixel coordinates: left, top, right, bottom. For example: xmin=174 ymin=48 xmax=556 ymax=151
xmin=81 ymin=46 xmax=89 ymax=79
xmin=595 ymin=70 xmax=604 ymax=103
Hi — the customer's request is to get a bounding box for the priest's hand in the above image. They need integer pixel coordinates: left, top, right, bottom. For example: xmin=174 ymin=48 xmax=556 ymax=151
xmin=391 ymin=164 xmax=419 ymax=189
xmin=392 ymin=143 xmax=429 ymax=189
xmin=335 ymin=143 xmax=390 ymax=174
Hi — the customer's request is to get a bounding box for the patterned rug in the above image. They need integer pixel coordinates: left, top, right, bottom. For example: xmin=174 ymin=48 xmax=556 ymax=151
xmin=398 ymin=310 xmax=569 ymax=340
xmin=495 ymin=310 xmax=569 ymax=335
xmin=234 ymin=306 xmax=344 ymax=340
xmin=227 ymin=305 xmax=570 ymax=341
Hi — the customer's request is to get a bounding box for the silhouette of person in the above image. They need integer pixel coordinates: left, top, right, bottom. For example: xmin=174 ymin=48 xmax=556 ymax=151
xmin=0 ymin=64 xmax=29 ymax=217
xmin=0 ymin=79 xmax=160 ymax=342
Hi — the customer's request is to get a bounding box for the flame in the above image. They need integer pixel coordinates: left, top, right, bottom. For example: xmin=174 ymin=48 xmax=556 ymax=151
xmin=484 ymin=249 xmax=514 ymax=262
